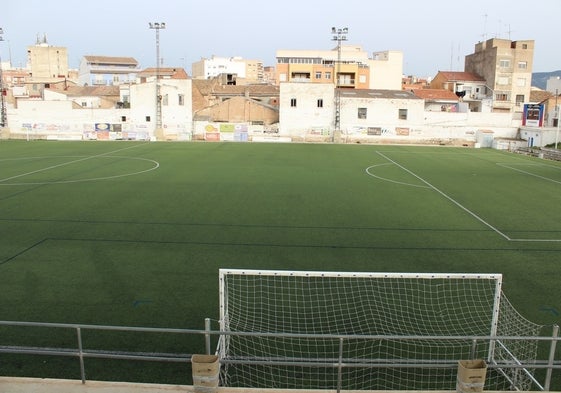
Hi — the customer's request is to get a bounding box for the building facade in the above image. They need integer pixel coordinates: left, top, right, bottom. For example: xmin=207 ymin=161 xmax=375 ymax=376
xmin=369 ymin=50 xmax=403 ymax=90
xmin=27 ymin=36 xmax=69 ymax=80
xmin=191 ymin=56 xmax=264 ymax=83
xmin=430 ymin=71 xmax=489 ymax=112
xmin=78 ymin=56 xmax=140 ymax=86
xmin=276 ymin=46 xmax=403 ymax=90
xmin=276 ymin=46 xmax=370 ymax=89
xmin=464 ymin=38 xmax=534 ymax=113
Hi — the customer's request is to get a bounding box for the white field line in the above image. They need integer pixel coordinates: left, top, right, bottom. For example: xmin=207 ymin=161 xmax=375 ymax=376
xmin=0 ymin=143 xmax=151 ymax=184
xmin=497 ymin=163 xmax=561 ymax=185
xmin=365 ymin=163 xmax=431 ymax=188
xmin=376 ymin=151 xmax=514 ymax=241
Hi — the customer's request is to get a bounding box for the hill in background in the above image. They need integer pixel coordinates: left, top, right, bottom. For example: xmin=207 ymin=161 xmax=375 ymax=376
xmin=532 ymin=70 xmax=561 ymax=90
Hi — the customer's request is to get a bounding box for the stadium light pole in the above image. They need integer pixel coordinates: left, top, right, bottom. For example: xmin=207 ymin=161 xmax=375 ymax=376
xmin=149 ymin=22 xmax=165 ymax=134
xmin=555 ymin=104 xmax=561 ymax=149
xmin=0 ymin=27 xmax=7 ymax=129
xmin=331 ymin=27 xmax=348 ymax=143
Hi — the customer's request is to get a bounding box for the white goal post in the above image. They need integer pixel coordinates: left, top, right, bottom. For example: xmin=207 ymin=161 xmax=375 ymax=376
xmin=217 ymin=269 xmax=544 ymax=391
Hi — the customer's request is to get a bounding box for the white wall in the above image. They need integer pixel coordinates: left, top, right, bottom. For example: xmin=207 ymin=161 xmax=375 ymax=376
xmin=279 ymin=83 xmax=334 ymax=138
xmin=8 ymin=79 xmax=193 ymax=140
xmin=368 ymin=51 xmax=403 ymax=90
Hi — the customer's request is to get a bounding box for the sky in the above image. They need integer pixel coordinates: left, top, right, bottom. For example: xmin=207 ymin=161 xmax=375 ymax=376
xmin=2 ymin=0 xmax=560 ymax=78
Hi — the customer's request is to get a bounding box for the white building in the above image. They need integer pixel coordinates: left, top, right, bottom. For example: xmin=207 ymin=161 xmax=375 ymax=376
xmin=129 ymin=77 xmax=192 ymax=140
xmin=78 ymin=56 xmax=140 ymax=87
xmin=279 ymin=82 xmax=519 ymax=144
xmin=339 ymin=89 xmax=424 ymax=138
xmin=191 ymin=56 xmax=264 ymax=82
xmin=7 ymin=70 xmax=193 ymax=141
xmin=546 ymin=76 xmax=561 ymax=94
xmin=279 ymin=82 xmax=334 ymax=141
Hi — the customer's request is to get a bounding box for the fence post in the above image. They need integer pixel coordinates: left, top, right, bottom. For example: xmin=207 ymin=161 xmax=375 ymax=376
xmin=76 ymin=327 xmax=86 ymax=384
xmin=205 ymin=318 xmax=211 ymax=355
xmin=470 ymin=339 xmax=478 ymax=359
xmin=337 ymin=337 xmax=344 ymax=393
xmin=544 ymin=324 xmax=559 ymax=391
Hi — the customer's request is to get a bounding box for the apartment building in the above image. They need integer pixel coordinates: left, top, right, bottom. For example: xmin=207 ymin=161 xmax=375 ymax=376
xmin=464 ymin=38 xmax=534 ymax=113
xmin=276 ymin=45 xmax=370 ymax=89
xmin=276 ymin=45 xmax=402 ymax=90
xmin=78 ymin=55 xmax=140 ymax=86
xmin=27 ymin=35 xmax=69 ymax=80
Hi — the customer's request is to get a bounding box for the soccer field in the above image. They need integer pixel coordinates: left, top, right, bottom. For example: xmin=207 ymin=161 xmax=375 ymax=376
xmin=1 ymin=140 xmax=561 ymax=384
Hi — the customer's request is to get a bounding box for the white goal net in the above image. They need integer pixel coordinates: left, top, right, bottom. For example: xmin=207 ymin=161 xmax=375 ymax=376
xmin=217 ymin=269 xmax=545 ymax=390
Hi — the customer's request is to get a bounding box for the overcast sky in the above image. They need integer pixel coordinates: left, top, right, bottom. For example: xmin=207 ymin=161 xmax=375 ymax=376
xmin=2 ymin=0 xmax=560 ymax=78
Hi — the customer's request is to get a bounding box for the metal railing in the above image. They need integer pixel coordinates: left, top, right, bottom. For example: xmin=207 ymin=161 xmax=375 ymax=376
xmin=0 ymin=320 xmax=560 ymax=390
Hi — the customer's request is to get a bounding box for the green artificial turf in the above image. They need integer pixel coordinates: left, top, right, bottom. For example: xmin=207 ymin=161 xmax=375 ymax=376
xmin=1 ymin=140 xmax=561 ymax=385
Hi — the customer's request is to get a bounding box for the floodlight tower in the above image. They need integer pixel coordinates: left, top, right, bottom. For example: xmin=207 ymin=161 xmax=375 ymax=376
xmin=0 ymin=27 xmax=7 ymax=128
xmin=149 ymin=22 xmax=166 ymax=132
xmin=331 ymin=27 xmax=348 ymax=142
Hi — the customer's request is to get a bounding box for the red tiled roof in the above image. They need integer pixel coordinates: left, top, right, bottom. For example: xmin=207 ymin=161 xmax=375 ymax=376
xmin=83 ymin=56 xmax=138 ymax=65
xmin=412 ymin=89 xmax=459 ymax=101
xmin=436 ymin=71 xmax=485 ymax=82
xmin=50 ymin=86 xmax=120 ymax=97
xmin=139 ymin=67 xmax=189 ymax=79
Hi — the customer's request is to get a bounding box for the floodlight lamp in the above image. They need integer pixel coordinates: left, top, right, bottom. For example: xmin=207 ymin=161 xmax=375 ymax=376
xmin=343 ymin=27 xmax=348 ymax=33
xmin=161 ymin=23 xmax=166 ymax=29
xmin=331 ymin=27 xmax=336 ymax=34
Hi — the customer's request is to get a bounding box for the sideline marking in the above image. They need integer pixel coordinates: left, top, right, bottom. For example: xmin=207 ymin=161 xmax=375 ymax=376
xmin=376 ymin=152 xmax=561 ymax=243
xmin=497 ymin=163 xmax=561 ymax=185
xmin=0 ymin=144 xmax=159 ymax=185
xmin=376 ymin=151 xmax=512 ymax=241
xmin=365 ymin=163 xmax=431 ymax=188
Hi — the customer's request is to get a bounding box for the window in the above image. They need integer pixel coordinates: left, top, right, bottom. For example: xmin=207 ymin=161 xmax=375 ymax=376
xmin=499 ymin=59 xmax=511 ymax=68
xmin=518 ymin=61 xmax=527 ymax=69
xmin=315 ymin=71 xmax=322 ymax=79
xmin=495 ymin=93 xmax=508 ymax=101
xmin=121 ymin=116 xmax=127 ymax=122
xmin=358 ymin=108 xmax=367 ymax=119
xmin=515 ymin=95 xmax=525 ymax=106
xmin=290 ymin=98 xmax=297 ymax=107
xmin=81 ymin=102 xmax=87 ymax=107
xmin=317 ymin=99 xmax=323 ymax=108
xmin=497 ymin=77 xmax=510 ymax=85
xmin=325 ymin=72 xmax=331 ymax=80
xmin=522 ymin=43 xmax=528 ymax=49
xmin=146 ymin=116 xmax=151 ymax=122
xmin=163 ymin=94 xmax=169 ymax=106
xmin=399 ymin=109 xmax=408 ymax=120
xmin=178 ymin=94 xmax=185 ymax=106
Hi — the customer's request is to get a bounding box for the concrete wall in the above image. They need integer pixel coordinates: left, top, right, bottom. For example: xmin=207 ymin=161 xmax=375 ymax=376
xmin=7 ymin=79 xmax=193 ymax=141
xmin=279 ymin=83 xmax=334 ymax=140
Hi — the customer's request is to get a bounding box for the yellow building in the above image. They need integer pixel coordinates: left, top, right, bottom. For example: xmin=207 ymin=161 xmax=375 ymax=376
xmin=27 ymin=35 xmax=69 ymax=80
xmin=275 ymin=45 xmax=371 ymax=89
xmin=465 ymin=38 xmax=534 ymax=112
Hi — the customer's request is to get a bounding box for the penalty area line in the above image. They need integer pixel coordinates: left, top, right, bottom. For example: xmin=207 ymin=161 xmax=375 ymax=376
xmin=376 ymin=151 xmax=512 ymax=241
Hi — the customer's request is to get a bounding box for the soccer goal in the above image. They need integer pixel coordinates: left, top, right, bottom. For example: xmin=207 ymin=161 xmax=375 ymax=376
xmin=217 ymin=269 xmax=545 ymax=390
